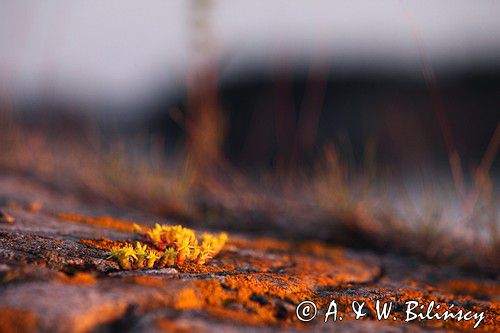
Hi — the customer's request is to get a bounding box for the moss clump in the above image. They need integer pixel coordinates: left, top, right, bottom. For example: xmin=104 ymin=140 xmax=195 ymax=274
xmin=108 ymin=224 xmax=228 ymax=270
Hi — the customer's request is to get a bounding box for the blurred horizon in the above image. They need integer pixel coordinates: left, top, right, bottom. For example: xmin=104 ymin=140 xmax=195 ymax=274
xmin=1 ymin=0 xmax=500 ymax=111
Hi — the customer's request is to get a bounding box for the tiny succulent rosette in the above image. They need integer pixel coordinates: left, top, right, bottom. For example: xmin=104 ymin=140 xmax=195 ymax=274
xmin=108 ymin=224 xmax=228 ymax=270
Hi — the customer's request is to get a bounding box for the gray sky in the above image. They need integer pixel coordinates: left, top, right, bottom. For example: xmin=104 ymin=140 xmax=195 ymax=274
xmin=1 ymin=0 xmax=499 ymax=106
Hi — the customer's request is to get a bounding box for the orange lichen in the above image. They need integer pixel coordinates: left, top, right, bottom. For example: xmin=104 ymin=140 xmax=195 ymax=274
xmin=297 ymin=241 xmax=344 ymax=258
xmin=206 ymin=307 xmax=279 ymax=326
xmin=0 ymin=307 xmax=38 ymax=333
xmin=175 ymin=262 xmax=227 ymax=274
xmin=58 ymin=213 xmax=136 ymax=232
xmin=230 ymin=237 xmax=291 ymax=252
xmin=79 ymin=238 xmax=129 ymax=251
xmin=171 ymin=279 xmax=281 ymax=326
xmin=173 ymin=288 xmax=203 ymax=310
xmin=60 ymin=272 xmax=97 ymax=286
xmin=224 ymin=274 xmax=311 ymax=301
xmin=195 ymin=277 xmax=297 ymax=324
xmin=439 ymin=279 xmax=500 ymax=299
xmin=124 ymin=276 xmax=167 ymax=287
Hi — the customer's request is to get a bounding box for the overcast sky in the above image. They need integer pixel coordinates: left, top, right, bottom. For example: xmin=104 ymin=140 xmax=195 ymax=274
xmin=1 ymin=0 xmax=499 ymax=106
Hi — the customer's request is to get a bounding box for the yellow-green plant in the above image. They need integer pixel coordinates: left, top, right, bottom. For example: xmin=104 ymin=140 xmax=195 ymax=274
xmin=109 ymin=241 xmax=162 ymax=270
xmin=134 ymin=242 xmax=148 ymax=267
xmin=109 ymin=224 xmax=228 ymax=270
xmin=108 ymin=244 xmax=137 ymax=270
xmin=145 ymin=249 xmax=162 ymax=269
xmin=160 ymin=247 xmax=178 ymax=267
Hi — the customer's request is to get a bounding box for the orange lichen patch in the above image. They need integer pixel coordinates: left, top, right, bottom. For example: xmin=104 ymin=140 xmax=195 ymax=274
xmin=79 ymin=238 xmax=129 ymax=251
xmin=205 ymin=307 xmax=279 ymax=327
xmin=225 ymin=238 xmax=368 ymax=281
xmin=297 ymin=241 xmax=345 ymax=259
xmin=216 ymin=251 xmax=292 ymax=273
xmin=57 ymin=213 xmax=136 ymax=232
xmin=0 ymin=307 xmax=38 ymax=333
xmin=230 ymin=237 xmax=291 ymax=252
xmin=290 ymin=254 xmax=379 ymax=287
xmin=224 ymin=273 xmax=311 ymax=301
xmin=60 ymin=272 xmax=97 ymax=286
xmin=124 ymin=276 xmax=166 ymax=287
xmin=151 ymin=278 xmax=279 ymax=326
xmin=182 ymin=238 xmax=377 ymax=287
xmin=174 ymin=288 xmax=203 ymax=310
xmin=183 ymin=279 xmax=288 ymax=326
xmin=175 ymin=261 xmax=227 ymax=274
xmin=186 ymin=279 xmax=232 ymax=308
xmin=438 ymin=279 xmax=500 ymax=299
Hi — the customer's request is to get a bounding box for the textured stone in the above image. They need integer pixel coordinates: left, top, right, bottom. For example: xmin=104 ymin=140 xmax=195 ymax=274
xmin=0 ymin=176 xmax=498 ymax=332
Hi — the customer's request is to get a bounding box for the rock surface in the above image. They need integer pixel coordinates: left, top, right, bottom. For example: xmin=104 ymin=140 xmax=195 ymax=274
xmin=0 ymin=175 xmax=498 ymax=332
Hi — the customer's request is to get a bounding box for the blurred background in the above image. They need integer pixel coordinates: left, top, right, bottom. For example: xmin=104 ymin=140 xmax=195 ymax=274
xmin=0 ymin=1 xmax=498 ymax=271
xmin=1 ymin=1 xmax=499 ymax=172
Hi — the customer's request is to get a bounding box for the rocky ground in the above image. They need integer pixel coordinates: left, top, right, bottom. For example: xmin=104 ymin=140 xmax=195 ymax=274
xmin=0 ymin=174 xmax=498 ymax=332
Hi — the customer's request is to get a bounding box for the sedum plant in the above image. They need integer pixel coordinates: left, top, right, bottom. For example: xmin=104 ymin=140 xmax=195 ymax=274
xmin=108 ymin=244 xmax=137 ymax=270
xmin=108 ymin=224 xmax=228 ymax=270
